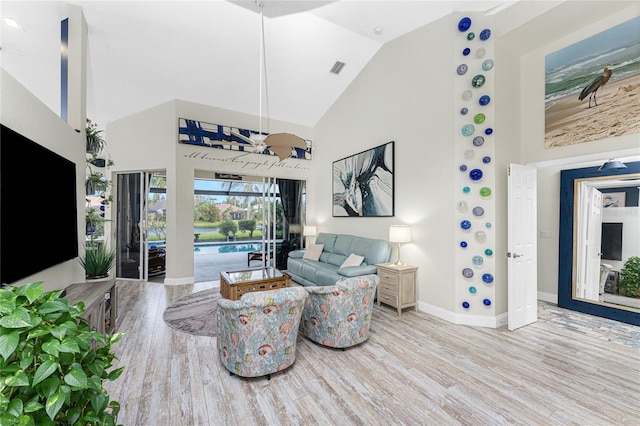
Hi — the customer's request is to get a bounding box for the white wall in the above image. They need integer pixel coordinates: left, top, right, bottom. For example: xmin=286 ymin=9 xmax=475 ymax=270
xmin=107 ymin=99 xmax=313 ymax=284
xmin=515 ymin=3 xmax=640 ymax=301
xmin=1 ymin=69 xmax=86 ymax=290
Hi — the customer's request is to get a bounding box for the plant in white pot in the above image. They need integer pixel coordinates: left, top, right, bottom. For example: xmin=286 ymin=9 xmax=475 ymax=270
xmin=80 ymin=239 xmax=116 ymax=280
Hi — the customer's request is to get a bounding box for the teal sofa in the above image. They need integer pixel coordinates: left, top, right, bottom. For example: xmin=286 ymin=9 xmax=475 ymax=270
xmin=287 ymin=233 xmax=391 ymax=286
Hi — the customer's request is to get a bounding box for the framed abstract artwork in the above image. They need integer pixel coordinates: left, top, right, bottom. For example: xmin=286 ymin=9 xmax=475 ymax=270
xmin=332 ymin=141 xmax=394 ymax=217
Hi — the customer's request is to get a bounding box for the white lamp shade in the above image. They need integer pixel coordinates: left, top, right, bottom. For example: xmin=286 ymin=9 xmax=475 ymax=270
xmin=303 ymin=225 xmax=317 ymax=236
xmin=389 ymin=225 xmax=411 ymax=243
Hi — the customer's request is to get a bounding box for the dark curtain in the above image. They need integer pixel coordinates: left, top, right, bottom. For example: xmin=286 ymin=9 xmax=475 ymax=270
xmin=277 ymin=179 xmax=303 ymax=268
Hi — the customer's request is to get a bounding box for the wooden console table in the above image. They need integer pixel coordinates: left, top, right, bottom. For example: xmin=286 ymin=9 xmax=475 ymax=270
xmin=64 ymin=280 xmax=117 ymax=335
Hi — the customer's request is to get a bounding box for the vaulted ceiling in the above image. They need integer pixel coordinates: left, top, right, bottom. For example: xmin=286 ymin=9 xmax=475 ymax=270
xmin=1 ymin=1 xmax=518 ymax=129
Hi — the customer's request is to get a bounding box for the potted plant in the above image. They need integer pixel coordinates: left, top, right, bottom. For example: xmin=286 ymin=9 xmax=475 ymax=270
xmin=0 ymin=281 xmax=124 ymax=424
xmin=86 ymin=172 xmax=109 ymax=197
xmin=80 ymin=240 xmax=117 ymax=280
xmin=86 ymin=119 xmax=105 ymax=154
xmin=618 ymin=256 xmax=640 ymax=298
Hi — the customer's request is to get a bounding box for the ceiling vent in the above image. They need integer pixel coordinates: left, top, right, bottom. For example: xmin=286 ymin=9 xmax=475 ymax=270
xmin=330 ymin=61 xmax=346 ymax=75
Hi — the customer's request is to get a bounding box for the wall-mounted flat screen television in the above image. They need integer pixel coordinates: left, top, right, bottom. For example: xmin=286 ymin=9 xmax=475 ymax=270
xmin=1 ymin=124 xmax=78 ymax=284
xmin=601 ymin=222 xmax=623 ymax=261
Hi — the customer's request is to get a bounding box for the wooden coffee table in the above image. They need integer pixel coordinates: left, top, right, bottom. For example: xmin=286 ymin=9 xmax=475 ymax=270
xmin=220 ymin=267 xmax=291 ymax=301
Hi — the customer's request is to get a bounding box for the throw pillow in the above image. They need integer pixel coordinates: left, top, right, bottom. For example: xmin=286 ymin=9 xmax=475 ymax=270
xmin=340 ymin=253 xmax=364 ymax=269
xmin=303 ymin=244 xmax=324 ymax=261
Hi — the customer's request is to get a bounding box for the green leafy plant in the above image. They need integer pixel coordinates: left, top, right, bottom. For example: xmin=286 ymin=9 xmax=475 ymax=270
xmin=0 ymin=281 xmax=124 ymax=425
xmin=85 ymin=119 xmax=105 ymax=154
xmin=618 ymin=256 xmax=640 ymax=298
xmin=85 ymin=172 xmax=109 ymax=197
xmin=80 ymin=241 xmax=116 ymax=279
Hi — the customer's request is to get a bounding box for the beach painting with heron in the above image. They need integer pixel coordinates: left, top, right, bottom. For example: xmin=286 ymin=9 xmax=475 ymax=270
xmin=545 ymin=16 xmax=640 ymax=148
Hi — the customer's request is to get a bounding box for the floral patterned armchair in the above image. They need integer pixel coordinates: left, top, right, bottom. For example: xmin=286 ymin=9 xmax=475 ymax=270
xmin=299 ymin=274 xmax=379 ymax=349
xmin=216 ymin=287 xmax=307 ymax=378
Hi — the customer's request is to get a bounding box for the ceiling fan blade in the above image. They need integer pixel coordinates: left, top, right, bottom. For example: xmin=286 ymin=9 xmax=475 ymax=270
xmin=264 ymin=133 xmax=308 ymax=150
xmin=230 ymin=130 xmax=256 ymax=145
xmin=269 ymin=145 xmax=295 ymax=161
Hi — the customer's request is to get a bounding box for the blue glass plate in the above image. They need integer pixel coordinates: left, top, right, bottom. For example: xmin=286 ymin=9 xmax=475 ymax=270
xmin=458 ymin=17 xmax=472 ymax=32
xmin=462 ymin=301 xmax=470 ymax=309
xmin=460 ymin=107 xmax=469 ymax=115
xmin=485 ymin=127 xmax=493 ymax=135
xmin=459 ymin=164 xmax=468 ymax=172
xmin=483 ymin=298 xmax=492 ymax=306
xmin=460 ymin=241 xmax=468 ymax=248
xmin=463 ymin=47 xmax=471 ymax=56
xmin=469 ymin=168 xmax=483 ymax=181
xmin=482 ymin=273 xmax=494 ymax=284
xmin=479 ymin=28 xmax=491 ymax=41
xmin=460 ymin=220 xmax=472 ymax=230
xmin=479 ymin=95 xmax=491 ymax=106
xmin=469 ymin=286 xmax=477 ymax=294
xmin=482 ymin=156 xmax=491 ymax=164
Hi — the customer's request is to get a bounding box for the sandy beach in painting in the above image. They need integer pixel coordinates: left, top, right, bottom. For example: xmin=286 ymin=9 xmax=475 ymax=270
xmin=545 ymin=73 xmax=640 ymax=148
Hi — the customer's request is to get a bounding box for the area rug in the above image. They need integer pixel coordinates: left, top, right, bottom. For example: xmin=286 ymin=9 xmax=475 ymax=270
xmin=163 ymin=288 xmax=221 ymax=337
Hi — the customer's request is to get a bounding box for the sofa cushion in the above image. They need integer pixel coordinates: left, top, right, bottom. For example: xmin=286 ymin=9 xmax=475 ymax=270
xmin=315 ymin=233 xmax=338 ymax=253
xmin=303 ymin=244 xmax=324 ymax=261
xmin=337 ymin=264 xmax=377 ymax=277
xmin=340 ymin=253 xmax=364 ymax=268
xmin=334 ymin=235 xmax=355 ymax=256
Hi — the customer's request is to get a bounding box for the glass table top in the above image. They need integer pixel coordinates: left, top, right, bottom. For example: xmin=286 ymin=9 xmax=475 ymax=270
xmin=222 ymin=267 xmax=284 ymax=284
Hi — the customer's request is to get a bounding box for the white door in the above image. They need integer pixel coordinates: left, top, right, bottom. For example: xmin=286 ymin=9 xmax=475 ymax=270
xmin=584 ymin=187 xmax=603 ymax=301
xmin=508 ymin=164 xmax=538 ymax=331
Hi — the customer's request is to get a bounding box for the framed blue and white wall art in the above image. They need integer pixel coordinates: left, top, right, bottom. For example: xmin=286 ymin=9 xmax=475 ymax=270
xmin=332 ymin=141 xmax=394 ymax=217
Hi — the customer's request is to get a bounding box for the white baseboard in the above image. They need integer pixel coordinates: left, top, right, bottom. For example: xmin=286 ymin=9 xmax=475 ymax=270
xmin=418 ymin=301 xmax=504 ymax=328
xmin=537 ymin=291 xmax=557 ymax=304
xmin=162 ymin=276 xmax=194 ymax=286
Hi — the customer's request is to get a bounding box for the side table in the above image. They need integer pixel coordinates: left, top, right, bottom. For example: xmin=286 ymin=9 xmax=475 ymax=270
xmin=376 ymin=263 xmax=418 ymax=317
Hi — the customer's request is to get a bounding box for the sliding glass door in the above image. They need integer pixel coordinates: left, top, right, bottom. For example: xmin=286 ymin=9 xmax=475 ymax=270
xmin=115 ymin=172 xmax=149 ymax=280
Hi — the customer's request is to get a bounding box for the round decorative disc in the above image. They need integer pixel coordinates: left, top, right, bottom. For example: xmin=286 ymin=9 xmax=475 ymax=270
xmin=482 ymin=156 xmax=491 ymax=164
xmin=479 ymin=29 xmax=491 ymax=41
xmin=480 ymin=187 xmax=492 ymax=197
xmin=463 ymin=47 xmax=471 ymax=56
xmin=469 ymin=286 xmax=477 ymax=294
xmin=471 ymin=75 xmax=486 ymax=88
xmin=472 ymin=206 xmax=484 ymax=217
xmin=457 ymin=64 xmax=468 ymax=75
xmin=466 ymin=32 xmax=475 ymax=41
xmin=459 ymin=164 xmax=468 ymax=172
xmin=482 ymin=273 xmax=494 ymax=284
xmin=462 ymin=268 xmax=474 ymax=278
xmin=479 ymin=95 xmax=491 ymax=106
xmin=462 ymin=124 xmax=475 ymax=136
xmin=469 ymin=168 xmax=483 ymax=181
xmin=462 ymin=301 xmax=470 ymax=309
xmin=460 ymin=220 xmax=472 ymax=230
xmin=472 ymin=255 xmax=483 ymax=265
xmin=483 ymin=298 xmax=492 ymax=306
xmin=458 ymin=17 xmax=472 ymax=32
xmin=457 ymin=201 xmax=468 ymax=213
xmin=485 ymin=127 xmax=494 ymax=135
xmin=464 ymin=149 xmax=475 ymax=159
xmin=485 ymin=248 xmax=493 ymax=256
xmin=475 ymin=47 xmax=486 ymax=58
xmin=463 ymin=186 xmax=471 ymax=193
xmin=462 ymin=90 xmax=473 ymax=101
xmin=482 ymin=59 xmax=494 ymax=71
xmin=460 ymin=107 xmax=469 ymax=115
xmin=473 ymin=136 xmax=485 ymax=147
xmin=474 ymin=113 xmax=486 ymax=124
xmin=475 ymin=230 xmax=487 ymax=243
xmin=460 ymin=241 xmax=468 ymax=248
xmin=485 ymin=222 xmax=492 ymax=228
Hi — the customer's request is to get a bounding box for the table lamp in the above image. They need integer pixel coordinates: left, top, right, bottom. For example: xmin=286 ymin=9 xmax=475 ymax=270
xmin=389 ymin=225 xmax=411 ymax=266
xmin=303 ymin=225 xmax=317 ymax=247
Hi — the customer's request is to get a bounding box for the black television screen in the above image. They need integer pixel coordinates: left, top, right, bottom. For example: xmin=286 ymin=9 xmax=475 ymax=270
xmin=601 ymin=222 xmax=623 ymax=261
xmin=1 ymin=124 xmax=78 ymax=284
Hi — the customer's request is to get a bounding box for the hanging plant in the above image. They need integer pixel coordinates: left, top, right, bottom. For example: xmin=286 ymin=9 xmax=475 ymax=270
xmin=86 ymin=171 xmax=109 ymax=196
xmin=86 ymin=119 xmax=105 ymax=154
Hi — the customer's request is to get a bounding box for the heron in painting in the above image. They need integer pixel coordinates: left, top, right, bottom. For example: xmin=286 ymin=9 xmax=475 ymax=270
xmin=578 ymin=67 xmax=612 ymax=108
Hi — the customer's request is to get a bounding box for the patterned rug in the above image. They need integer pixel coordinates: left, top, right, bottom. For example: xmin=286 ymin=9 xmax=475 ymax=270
xmin=163 ymin=288 xmax=222 ymax=337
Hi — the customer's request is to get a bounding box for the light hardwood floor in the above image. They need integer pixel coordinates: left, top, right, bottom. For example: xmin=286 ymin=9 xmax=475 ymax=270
xmin=104 ymin=280 xmax=639 ymax=425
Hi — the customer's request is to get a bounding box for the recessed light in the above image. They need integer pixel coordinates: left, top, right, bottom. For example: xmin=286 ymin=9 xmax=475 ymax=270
xmin=373 ymin=27 xmax=383 ymax=36
xmin=4 ymin=17 xmax=22 ymax=29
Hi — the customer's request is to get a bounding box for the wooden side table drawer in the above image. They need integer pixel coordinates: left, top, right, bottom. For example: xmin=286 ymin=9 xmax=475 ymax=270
xmin=379 ymin=279 xmax=398 ymax=294
xmin=378 ymin=291 xmax=398 ymax=307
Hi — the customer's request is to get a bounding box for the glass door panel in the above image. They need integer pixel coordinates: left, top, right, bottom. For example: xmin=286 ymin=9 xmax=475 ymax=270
xmin=116 ymin=172 xmax=148 ymax=280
